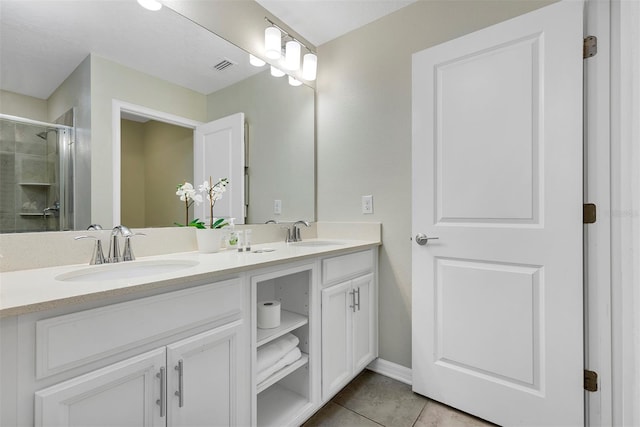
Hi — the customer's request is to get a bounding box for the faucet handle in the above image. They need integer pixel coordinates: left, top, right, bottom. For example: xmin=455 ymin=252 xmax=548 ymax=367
xmin=75 ymin=235 xmax=106 ymax=265
xmin=280 ymin=226 xmax=292 ymax=243
xmin=123 ymin=233 xmax=146 ymax=262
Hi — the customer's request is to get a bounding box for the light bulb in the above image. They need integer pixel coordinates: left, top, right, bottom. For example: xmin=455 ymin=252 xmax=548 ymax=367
xmin=288 ymin=76 xmax=302 ymax=86
xmin=270 ymin=66 xmax=285 ymax=77
xmin=137 ymin=0 xmax=162 ymax=11
xmin=265 ymin=27 xmax=281 ymax=59
xmin=302 ymin=53 xmax=317 ymax=81
xmin=285 ymin=41 xmax=301 ymax=71
xmin=249 ymin=54 xmax=266 ymax=67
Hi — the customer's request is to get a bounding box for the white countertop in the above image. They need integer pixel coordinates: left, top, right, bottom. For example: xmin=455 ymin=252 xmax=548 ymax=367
xmin=0 ymin=239 xmax=379 ymax=317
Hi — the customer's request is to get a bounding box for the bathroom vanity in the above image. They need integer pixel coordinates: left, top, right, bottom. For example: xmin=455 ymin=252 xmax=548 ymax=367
xmin=0 ymin=237 xmax=379 ymax=426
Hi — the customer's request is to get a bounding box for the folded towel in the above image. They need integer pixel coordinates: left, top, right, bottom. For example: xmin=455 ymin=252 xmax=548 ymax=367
xmin=257 ymin=333 xmax=299 ymax=373
xmin=256 ymin=347 xmax=302 ymax=384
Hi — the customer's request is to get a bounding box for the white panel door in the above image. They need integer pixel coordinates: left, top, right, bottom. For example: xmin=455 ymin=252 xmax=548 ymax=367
xmin=411 ymin=1 xmax=583 ymax=426
xmin=194 ymin=113 xmax=245 ymax=224
xmin=35 ymin=349 xmax=165 ymax=427
xmin=167 ymin=321 xmax=244 ymax=427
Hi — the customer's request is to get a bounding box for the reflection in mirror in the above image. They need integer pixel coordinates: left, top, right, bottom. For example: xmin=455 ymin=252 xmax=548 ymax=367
xmin=0 ymin=0 xmax=315 ymax=232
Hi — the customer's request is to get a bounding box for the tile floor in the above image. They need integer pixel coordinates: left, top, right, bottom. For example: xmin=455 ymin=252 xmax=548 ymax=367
xmin=303 ymin=370 xmax=497 ymax=427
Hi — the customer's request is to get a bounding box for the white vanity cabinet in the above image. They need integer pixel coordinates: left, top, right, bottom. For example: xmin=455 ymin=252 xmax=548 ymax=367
xmin=26 ymin=278 xmax=249 ymax=427
xmin=320 ymin=250 xmax=378 ymax=401
xmin=36 ymin=321 xmax=243 ymax=427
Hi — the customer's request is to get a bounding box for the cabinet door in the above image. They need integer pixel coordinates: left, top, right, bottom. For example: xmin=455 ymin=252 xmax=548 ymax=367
xmin=352 ymin=274 xmax=376 ymax=372
xmin=167 ymin=320 xmax=244 ymax=427
xmin=35 ymin=348 xmax=165 ymax=427
xmin=321 ymin=280 xmax=353 ymax=400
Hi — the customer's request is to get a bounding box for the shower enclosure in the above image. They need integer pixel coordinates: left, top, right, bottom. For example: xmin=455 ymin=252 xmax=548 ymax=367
xmin=0 ymin=114 xmax=75 ymax=233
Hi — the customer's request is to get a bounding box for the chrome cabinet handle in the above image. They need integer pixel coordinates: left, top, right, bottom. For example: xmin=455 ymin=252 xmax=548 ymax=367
xmin=349 ymin=290 xmax=356 ymax=312
xmin=175 ymin=359 xmax=184 ymax=408
xmin=156 ymin=367 xmax=166 ymax=417
xmin=355 ymin=287 xmax=361 ymax=311
xmin=415 ymin=233 xmax=439 ymax=246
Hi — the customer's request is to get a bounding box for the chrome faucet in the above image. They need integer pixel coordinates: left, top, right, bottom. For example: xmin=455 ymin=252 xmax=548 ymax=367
xmin=43 ymin=201 xmax=60 ymax=217
xmin=291 ymin=220 xmax=310 ymax=242
xmin=74 ymin=235 xmax=106 ymax=265
xmin=107 ymin=225 xmax=132 ymax=263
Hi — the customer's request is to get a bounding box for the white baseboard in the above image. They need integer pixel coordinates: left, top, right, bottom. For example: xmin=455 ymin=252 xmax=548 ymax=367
xmin=366 ymin=358 xmax=412 ymax=386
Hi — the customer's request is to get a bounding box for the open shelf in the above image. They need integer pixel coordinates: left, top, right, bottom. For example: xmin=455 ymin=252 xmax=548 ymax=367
xmin=257 ymin=310 xmax=308 ymax=347
xmin=256 ymin=383 xmax=313 ymax=427
xmin=19 ymin=212 xmax=45 ymax=217
xmin=18 ymin=182 xmax=51 ymax=186
xmin=257 ymin=353 xmax=309 ymax=394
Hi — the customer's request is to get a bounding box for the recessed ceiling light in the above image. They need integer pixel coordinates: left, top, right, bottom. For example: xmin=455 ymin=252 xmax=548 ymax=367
xmin=137 ymin=0 xmax=162 ymax=11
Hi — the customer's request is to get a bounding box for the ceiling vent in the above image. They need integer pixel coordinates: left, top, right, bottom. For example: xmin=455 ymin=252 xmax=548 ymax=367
xmin=212 ymin=58 xmax=237 ymax=72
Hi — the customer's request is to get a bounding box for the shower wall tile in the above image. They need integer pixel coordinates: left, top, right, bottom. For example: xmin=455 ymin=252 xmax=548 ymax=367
xmin=0 ymin=124 xmax=16 ymax=153
xmin=0 ymin=152 xmax=16 ymax=184
xmin=16 ymin=154 xmax=48 ymax=183
xmin=0 ymin=212 xmax=16 ymax=233
xmin=15 ymin=123 xmax=46 ymax=156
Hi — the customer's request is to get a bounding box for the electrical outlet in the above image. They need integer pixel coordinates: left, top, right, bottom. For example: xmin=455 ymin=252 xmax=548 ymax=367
xmin=274 ymin=199 xmax=282 ymax=215
xmin=362 ymin=195 xmax=373 ymax=214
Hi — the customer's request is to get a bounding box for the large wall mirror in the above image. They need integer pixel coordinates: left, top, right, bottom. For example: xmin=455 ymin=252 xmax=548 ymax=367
xmin=0 ymin=0 xmax=315 ymax=233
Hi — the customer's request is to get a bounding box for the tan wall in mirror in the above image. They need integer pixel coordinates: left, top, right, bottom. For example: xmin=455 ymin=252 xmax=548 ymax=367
xmin=0 ymin=90 xmax=48 ymax=122
xmin=120 ymin=120 xmax=145 ymax=227
xmin=316 ymin=0 xmax=556 ymax=368
xmin=90 ymin=55 xmax=207 ymax=228
xmin=207 ymin=69 xmax=315 ymax=223
xmin=121 ymin=119 xmax=193 ymax=228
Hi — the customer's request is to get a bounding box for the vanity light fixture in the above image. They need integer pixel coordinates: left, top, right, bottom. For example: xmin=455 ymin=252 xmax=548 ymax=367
xmin=285 ymin=41 xmax=301 ymax=71
xmin=302 ymin=53 xmax=317 ymax=81
xmin=249 ymin=54 xmax=266 ymax=67
xmin=264 ymin=17 xmax=317 ymax=81
xmin=288 ymin=76 xmax=302 ymax=87
xmin=137 ymin=0 xmax=162 ymax=11
xmin=265 ymin=26 xmax=282 ymax=59
xmin=271 ymin=66 xmax=285 ymax=77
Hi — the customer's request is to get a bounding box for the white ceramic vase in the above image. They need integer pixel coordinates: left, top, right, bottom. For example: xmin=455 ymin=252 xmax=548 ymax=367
xmin=195 ymin=228 xmax=227 ymax=253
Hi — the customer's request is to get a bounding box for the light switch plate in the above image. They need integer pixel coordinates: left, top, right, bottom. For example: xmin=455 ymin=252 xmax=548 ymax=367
xmin=362 ymin=195 xmax=373 ymax=214
xmin=274 ymin=199 xmax=282 ymax=214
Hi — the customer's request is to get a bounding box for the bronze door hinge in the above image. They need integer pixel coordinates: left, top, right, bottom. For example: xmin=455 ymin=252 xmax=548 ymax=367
xmin=584 ymin=370 xmax=598 ymax=392
xmin=584 ymin=203 xmax=597 ymax=224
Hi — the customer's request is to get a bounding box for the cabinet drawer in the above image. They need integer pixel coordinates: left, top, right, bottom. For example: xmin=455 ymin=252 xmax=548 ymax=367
xmin=322 ymin=250 xmax=373 ymax=286
xmin=36 ymin=278 xmax=242 ymax=379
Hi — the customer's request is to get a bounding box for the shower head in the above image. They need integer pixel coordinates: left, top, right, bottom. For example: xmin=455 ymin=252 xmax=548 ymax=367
xmin=36 ymin=128 xmax=58 ymax=140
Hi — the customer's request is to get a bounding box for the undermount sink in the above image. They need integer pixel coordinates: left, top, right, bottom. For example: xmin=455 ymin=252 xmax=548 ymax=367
xmin=55 ymin=259 xmax=200 ymax=282
xmin=290 ymin=240 xmax=345 ymax=247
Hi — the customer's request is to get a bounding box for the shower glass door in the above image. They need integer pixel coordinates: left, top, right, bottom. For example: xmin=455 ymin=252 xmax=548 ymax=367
xmin=0 ymin=115 xmax=74 ymax=233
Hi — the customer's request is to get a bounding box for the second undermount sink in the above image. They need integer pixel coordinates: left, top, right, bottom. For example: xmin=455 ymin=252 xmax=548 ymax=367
xmin=55 ymin=259 xmax=200 ymax=282
xmin=290 ymin=240 xmax=345 ymax=247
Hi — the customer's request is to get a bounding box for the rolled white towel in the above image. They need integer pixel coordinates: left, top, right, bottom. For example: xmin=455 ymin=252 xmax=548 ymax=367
xmin=257 ymin=333 xmax=299 ymax=373
xmin=256 ymin=347 xmax=302 ymax=384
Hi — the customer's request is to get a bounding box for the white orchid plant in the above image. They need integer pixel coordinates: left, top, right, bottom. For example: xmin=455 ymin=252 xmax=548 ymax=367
xmin=175 ymin=177 xmax=229 ymax=229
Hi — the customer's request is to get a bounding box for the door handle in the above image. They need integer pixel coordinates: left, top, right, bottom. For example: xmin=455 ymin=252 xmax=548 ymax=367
xmin=415 ymin=233 xmax=439 ymax=246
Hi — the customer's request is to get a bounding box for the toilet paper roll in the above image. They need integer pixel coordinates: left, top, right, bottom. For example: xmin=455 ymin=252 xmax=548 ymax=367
xmin=257 ymin=300 xmax=281 ymax=329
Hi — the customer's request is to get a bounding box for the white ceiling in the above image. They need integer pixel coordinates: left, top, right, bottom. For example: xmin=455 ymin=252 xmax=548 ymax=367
xmin=255 ymin=0 xmax=418 ymax=46
xmin=0 ymin=0 xmax=417 ymax=101
xmin=0 ymin=0 xmax=262 ymax=100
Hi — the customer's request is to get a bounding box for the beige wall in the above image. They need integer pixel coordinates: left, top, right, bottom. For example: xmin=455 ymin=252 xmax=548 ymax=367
xmin=90 ymin=55 xmax=207 ymax=228
xmin=0 ymin=90 xmax=48 ymax=122
xmin=121 ymin=119 xmax=193 ymax=228
xmin=207 ymin=69 xmax=315 ymax=223
xmin=48 ymin=56 xmax=92 ymax=229
xmin=316 ymin=0 xmax=555 ymax=368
